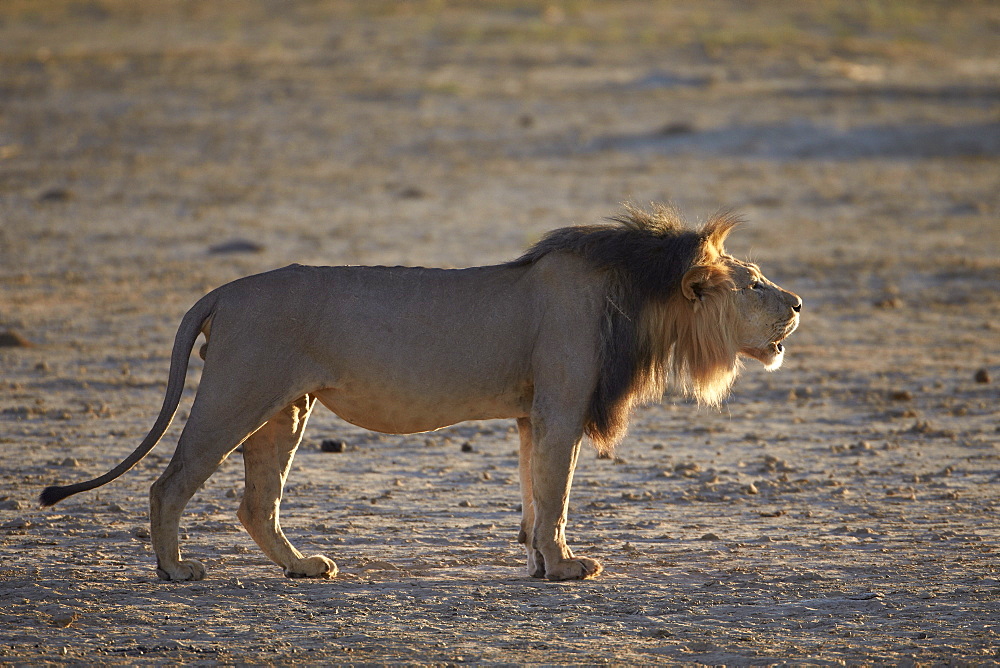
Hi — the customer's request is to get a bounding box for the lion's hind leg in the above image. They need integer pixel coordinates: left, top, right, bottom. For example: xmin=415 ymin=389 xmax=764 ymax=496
xmin=237 ymin=395 xmax=338 ymax=579
xmin=150 ymin=362 xmax=314 ymax=581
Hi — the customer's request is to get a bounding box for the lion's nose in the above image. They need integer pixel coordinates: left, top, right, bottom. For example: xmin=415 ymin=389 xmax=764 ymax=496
xmin=786 ymin=292 xmax=802 ymax=312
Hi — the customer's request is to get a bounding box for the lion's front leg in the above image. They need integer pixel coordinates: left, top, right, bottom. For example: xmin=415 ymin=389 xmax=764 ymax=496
xmin=527 ymin=416 xmax=603 ymax=581
xmin=238 ymin=396 xmax=337 ymax=579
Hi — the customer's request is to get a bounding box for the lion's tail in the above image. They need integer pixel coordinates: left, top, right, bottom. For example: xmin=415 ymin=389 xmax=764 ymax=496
xmin=39 ymin=293 xmax=217 ymax=507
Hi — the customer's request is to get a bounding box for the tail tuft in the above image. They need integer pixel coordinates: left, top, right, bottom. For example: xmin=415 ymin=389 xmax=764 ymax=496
xmin=39 ymin=485 xmax=72 ymax=507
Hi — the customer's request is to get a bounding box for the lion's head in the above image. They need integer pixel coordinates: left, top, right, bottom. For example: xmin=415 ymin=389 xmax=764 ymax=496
xmin=515 ymin=203 xmax=801 ymax=453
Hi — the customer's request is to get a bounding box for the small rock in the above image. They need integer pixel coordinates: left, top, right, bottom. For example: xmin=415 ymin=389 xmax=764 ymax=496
xmin=675 ymin=462 xmax=701 ymax=477
xmin=458 ymin=499 xmax=474 ymax=508
xmin=745 ymin=482 xmax=759 ymax=495
xmin=320 ymin=439 xmax=347 ymax=453
xmin=658 ymin=121 xmax=695 ymax=136
xmin=208 ymin=239 xmax=265 ymax=255
xmin=699 ymin=532 xmax=721 ymax=541
xmin=974 ymin=368 xmax=990 ymax=383
xmin=846 ymin=592 xmax=881 ymax=601
xmin=397 ymin=186 xmax=427 ymax=199
xmin=50 ymin=612 xmax=78 ymax=628
xmin=874 ymin=296 xmax=903 ymax=309
xmin=0 ymin=498 xmax=24 ymax=510
xmin=460 ymin=442 xmax=474 ymax=453
xmin=37 ymin=188 xmax=72 ymax=203
xmin=889 ymin=390 xmax=913 ymax=401
xmin=61 ymin=457 xmax=79 ymax=467
xmin=0 ymin=330 xmax=33 ymax=347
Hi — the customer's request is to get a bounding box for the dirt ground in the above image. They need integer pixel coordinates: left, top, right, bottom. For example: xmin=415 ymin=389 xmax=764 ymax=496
xmin=1 ymin=1 xmax=998 ymax=665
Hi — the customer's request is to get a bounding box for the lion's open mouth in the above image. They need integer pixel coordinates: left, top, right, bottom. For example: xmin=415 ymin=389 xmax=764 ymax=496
xmin=758 ymin=318 xmax=799 ymax=363
xmin=740 ymin=339 xmax=787 ymax=370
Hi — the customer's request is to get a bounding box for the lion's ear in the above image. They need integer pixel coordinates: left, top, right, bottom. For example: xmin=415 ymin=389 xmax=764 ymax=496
xmin=681 ymin=265 xmax=711 ymax=303
xmin=682 ymin=263 xmax=732 ymax=305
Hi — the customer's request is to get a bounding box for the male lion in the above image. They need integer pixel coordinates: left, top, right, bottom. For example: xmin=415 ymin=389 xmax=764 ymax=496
xmin=41 ymin=204 xmax=801 ymax=582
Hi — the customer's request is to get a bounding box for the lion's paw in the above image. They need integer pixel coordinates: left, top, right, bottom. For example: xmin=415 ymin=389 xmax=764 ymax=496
xmin=527 ymin=549 xmax=545 ymax=579
xmin=156 ymin=559 xmax=207 ymax=582
xmin=284 ymin=555 xmax=338 ymax=579
xmin=546 ymin=557 xmax=603 ymax=581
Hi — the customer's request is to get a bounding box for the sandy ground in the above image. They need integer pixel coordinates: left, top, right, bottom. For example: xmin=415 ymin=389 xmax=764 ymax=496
xmin=1 ymin=1 xmax=999 ymax=664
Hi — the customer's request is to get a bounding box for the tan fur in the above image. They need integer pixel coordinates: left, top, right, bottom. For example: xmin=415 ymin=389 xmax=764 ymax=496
xmin=40 ymin=204 xmax=801 ymax=582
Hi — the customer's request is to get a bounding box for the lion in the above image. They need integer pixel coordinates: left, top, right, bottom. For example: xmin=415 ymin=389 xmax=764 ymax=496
xmin=40 ymin=203 xmax=801 ymax=582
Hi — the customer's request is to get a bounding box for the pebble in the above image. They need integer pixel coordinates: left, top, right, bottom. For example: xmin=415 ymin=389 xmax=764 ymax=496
xmin=37 ymin=187 xmax=72 ymax=203
xmin=208 ymin=239 xmax=265 ymax=254
xmin=874 ymin=296 xmax=903 ymax=308
xmin=675 ymin=462 xmax=701 ymax=478
xmin=397 ymin=186 xmax=427 ymax=199
xmin=320 ymin=439 xmax=347 ymax=453
xmin=362 ymin=560 xmax=400 ymax=571
xmin=0 ymin=330 xmax=33 ymax=347
xmin=974 ymin=368 xmax=990 ymax=383
xmin=50 ymin=612 xmax=78 ymax=628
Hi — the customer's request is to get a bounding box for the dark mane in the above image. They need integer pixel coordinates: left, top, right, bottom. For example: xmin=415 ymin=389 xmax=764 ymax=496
xmin=511 ymin=203 xmax=704 ymax=298
xmin=510 ymin=203 xmax=741 ymax=452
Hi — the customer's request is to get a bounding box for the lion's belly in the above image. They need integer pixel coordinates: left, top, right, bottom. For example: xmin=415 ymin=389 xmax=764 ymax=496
xmin=312 ymin=384 xmax=531 ymax=435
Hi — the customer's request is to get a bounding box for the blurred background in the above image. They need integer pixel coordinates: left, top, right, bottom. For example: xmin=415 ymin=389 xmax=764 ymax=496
xmin=2 ymin=0 xmax=997 ymax=383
